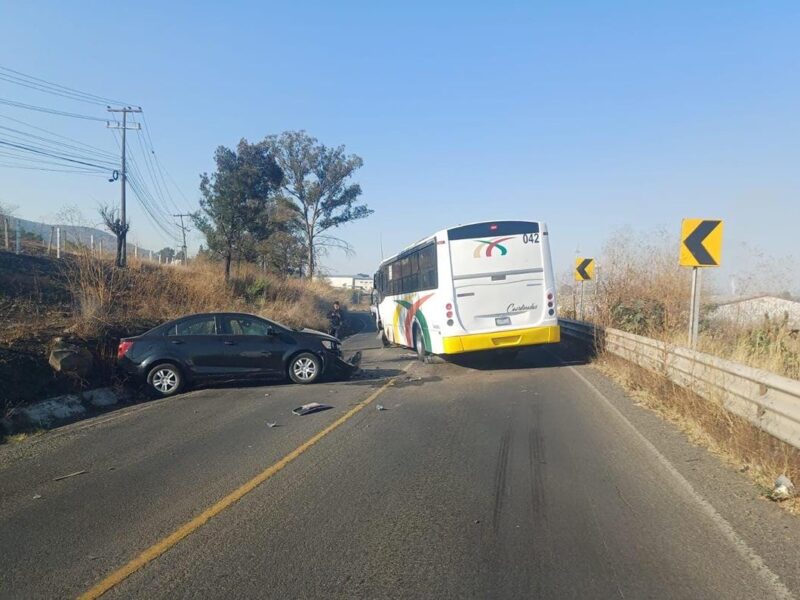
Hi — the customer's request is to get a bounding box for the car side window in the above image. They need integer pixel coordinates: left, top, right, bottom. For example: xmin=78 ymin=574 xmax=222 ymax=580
xmin=226 ymin=317 xmax=271 ymax=336
xmin=171 ymin=316 xmax=217 ymax=336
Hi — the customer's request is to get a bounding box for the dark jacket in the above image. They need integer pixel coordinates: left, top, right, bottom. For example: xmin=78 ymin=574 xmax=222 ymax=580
xmin=328 ymin=309 xmax=342 ymax=328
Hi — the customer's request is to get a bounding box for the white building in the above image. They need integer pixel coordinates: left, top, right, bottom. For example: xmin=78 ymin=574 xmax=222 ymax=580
xmin=324 ymin=274 xmax=373 ymax=291
xmin=709 ymin=296 xmax=800 ymax=330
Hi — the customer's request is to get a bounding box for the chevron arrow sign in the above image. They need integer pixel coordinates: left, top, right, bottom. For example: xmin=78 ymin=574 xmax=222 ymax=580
xmin=574 ymin=257 xmax=595 ymax=281
xmin=680 ymin=219 xmax=723 ymax=267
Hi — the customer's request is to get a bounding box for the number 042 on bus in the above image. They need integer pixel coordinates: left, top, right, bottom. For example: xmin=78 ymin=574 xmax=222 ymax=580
xmin=371 ymin=220 xmax=560 ymax=361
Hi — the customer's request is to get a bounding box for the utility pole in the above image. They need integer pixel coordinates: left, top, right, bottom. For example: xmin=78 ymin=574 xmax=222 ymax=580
xmin=173 ymin=213 xmax=191 ymax=264
xmin=107 ymin=106 xmax=142 ymax=266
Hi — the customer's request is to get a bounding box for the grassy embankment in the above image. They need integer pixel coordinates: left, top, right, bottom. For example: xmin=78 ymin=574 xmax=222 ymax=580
xmin=560 ymin=230 xmax=800 ymax=511
xmin=0 ymin=250 xmax=336 ymax=420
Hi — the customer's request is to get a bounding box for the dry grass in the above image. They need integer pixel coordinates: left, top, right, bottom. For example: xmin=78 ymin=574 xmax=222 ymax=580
xmin=596 ymin=353 xmax=800 ymax=513
xmin=563 ymin=227 xmax=799 ymax=380
xmin=567 ymin=227 xmax=800 ymax=513
xmin=63 ymin=253 xmax=335 ymax=337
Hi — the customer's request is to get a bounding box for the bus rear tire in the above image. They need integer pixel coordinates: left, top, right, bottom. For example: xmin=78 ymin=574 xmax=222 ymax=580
xmin=414 ymin=325 xmax=427 ymax=362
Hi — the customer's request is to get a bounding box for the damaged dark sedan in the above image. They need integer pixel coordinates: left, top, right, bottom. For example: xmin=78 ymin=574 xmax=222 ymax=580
xmin=117 ymin=312 xmax=361 ymax=397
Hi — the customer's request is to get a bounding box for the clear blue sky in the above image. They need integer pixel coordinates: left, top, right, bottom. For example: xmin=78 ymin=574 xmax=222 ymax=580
xmin=1 ymin=1 xmax=798 ymax=291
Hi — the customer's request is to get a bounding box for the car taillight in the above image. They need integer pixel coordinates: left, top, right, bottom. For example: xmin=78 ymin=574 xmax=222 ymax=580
xmin=118 ymin=340 xmax=134 ymax=359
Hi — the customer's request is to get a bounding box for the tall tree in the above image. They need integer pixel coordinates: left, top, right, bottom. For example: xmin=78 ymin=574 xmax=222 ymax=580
xmin=193 ymin=139 xmax=283 ymax=280
xmin=265 ymin=131 xmax=372 ymax=278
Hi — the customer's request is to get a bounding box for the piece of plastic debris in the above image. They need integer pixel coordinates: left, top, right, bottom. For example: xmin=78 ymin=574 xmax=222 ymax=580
xmin=377 ymin=404 xmax=386 ymax=411
xmin=292 ymin=403 xmax=332 ymax=416
xmin=770 ymin=474 xmax=795 ymax=501
xmin=53 ymin=470 xmax=87 ymax=482
xmin=267 ymin=422 xmax=278 ymax=428
xmin=264 ymin=393 xmax=271 ymax=397
xmin=32 ymin=494 xmax=42 ymax=499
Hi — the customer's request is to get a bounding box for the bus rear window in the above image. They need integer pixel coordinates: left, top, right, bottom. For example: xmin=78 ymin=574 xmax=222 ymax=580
xmin=448 ymin=221 xmax=540 ymax=241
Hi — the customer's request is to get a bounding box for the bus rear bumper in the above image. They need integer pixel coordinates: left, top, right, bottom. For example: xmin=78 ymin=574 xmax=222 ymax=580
xmin=441 ymin=325 xmax=561 ymax=354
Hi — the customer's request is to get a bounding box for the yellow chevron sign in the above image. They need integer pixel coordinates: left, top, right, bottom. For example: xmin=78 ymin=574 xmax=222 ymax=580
xmin=575 ymin=257 xmax=595 ymax=281
xmin=680 ymin=219 xmax=723 ymax=267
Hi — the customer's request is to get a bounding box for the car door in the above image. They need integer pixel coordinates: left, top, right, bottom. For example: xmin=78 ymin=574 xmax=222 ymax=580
xmin=165 ymin=315 xmax=227 ymax=375
xmin=218 ymin=315 xmax=286 ymax=376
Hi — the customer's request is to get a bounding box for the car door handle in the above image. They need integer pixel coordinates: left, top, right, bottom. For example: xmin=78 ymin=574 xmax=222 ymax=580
xmin=223 ymin=341 xmax=236 ymax=345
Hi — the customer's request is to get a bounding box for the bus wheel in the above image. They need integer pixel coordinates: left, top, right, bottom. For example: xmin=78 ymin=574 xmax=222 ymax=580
xmin=414 ymin=325 xmax=427 ymax=362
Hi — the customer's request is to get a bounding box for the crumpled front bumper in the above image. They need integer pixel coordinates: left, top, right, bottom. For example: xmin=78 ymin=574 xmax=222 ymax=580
xmin=326 ymin=351 xmax=363 ymax=379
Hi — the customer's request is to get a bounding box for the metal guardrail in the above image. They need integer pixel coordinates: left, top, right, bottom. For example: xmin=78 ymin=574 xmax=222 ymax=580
xmin=559 ymin=318 xmax=800 ymax=450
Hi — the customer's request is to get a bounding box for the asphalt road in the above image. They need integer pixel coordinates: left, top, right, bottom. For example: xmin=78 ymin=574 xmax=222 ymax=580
xmin=1 ymin=312 xmax=799 ymax=599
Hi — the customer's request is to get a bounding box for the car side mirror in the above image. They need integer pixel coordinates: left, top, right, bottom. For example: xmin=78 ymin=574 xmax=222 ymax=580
xmin=265 ymin=326 xmax=276 ymax=337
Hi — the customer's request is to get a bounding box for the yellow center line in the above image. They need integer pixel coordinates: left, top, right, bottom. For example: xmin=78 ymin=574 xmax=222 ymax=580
xmin=79 ymin=364 xmax=412 ymax=600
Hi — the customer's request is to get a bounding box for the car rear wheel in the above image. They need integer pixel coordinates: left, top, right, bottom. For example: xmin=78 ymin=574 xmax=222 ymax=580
xmin=147 ymin=363 xmax=184 ymax=397
xmin=289 ymin=352 xmax=322 ymax=384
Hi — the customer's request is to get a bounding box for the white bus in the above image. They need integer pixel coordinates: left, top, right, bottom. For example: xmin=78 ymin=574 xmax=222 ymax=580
xmin=372 ymin=220 xmax=560 ymax=360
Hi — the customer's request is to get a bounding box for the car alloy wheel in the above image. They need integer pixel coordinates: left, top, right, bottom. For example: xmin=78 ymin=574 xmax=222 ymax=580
xmin=152 ymin=368 xmax=178 ymax=393
xmin=147 ymin=363 xmax=183 ymax=397
xmin=292 ymin=356 xmax=318 ymax=382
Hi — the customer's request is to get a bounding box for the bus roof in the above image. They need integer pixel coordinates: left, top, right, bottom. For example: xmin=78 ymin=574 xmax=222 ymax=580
xmin=376 ymin=220 xmax=545 ymax=269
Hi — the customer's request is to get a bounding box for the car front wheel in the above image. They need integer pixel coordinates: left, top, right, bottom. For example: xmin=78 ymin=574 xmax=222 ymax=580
xmin=289 ymin=352 xmax=322 ymax=384
xmin=146 ymin=363 xmax=184 ymax=397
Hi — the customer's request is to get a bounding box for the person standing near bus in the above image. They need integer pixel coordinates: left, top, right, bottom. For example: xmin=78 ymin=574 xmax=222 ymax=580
xmin=328 ymin=301 xmax=343 ymax=338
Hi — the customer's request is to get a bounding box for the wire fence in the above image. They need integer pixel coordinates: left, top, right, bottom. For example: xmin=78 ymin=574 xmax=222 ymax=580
xmin=0 ymin=214 xmax=183 ymax=264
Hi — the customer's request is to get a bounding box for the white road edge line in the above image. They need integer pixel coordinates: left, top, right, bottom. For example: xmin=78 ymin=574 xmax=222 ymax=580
xmin=566 ymin=364 xmax=795 ymax=600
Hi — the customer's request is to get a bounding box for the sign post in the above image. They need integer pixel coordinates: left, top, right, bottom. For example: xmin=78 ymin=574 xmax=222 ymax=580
xmin=680 ymin=219 xmax=723 ymax=349
xmin=574 ymin=257 xmax=595 ymax=321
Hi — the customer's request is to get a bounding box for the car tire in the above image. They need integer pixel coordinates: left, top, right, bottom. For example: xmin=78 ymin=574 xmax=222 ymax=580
xmin=289 ymin=352 xmax=322 ymax=384
xmin=146 ymin=363 xmax=184 ymax=397
xmin=414 ymin=325 xmax=427 ymax=362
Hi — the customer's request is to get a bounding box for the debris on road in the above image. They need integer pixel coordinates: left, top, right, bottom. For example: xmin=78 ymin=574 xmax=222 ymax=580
xmin=264 ymin=393 xmax=271 ymax=397
xmin=770 ymin=474 xmax=795 ymax=501
xmin=292 ymin=403 xmax=332 ymax=416
xmin=267 ymin=422 xmax=278 ymax=428
xmin=32 ymin=494 xmax=42 ymax=500
xmin=377 ymin=404 xmax=387 ymax=411
xmin=53 ymin=470 xmax=87 ymax=482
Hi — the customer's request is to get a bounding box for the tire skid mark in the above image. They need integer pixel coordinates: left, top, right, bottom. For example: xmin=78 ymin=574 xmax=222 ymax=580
xmin=492 ymin=424 xmax=513 ymax=533
xmin=528 ymin=405 xmax=547 ymax=521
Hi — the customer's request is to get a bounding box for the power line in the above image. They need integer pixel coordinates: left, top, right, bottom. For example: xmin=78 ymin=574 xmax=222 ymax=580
xmin=108 ymin=127 xmax=181 ymax=245
xmin=0 ymin=139 xmax=115 ymax=171
xmin=0 ymin=112 xmax=118 ymax=158
xmin=0 ymin=161 xmax=107 ymax=175
xmin=0 ymin=124 xmax=117 ymax=161
xmin=0 ymin=65 xmax=131 ymax=106
xmin=0 ymin=98 xmax=109 ymax=121
xmin=0 ymin=133 xmax=117 ymax=169
xmin=138 ymin=113 xmax=192 ymax=213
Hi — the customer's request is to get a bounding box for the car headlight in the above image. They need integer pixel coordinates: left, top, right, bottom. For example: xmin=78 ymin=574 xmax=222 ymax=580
xmin=321 ymin=340 xmax=340 ymax=351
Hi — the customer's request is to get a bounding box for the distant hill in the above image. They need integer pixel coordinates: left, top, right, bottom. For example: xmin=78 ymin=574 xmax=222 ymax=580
xmin=11 ymin=216 xmax=157 ymax=257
